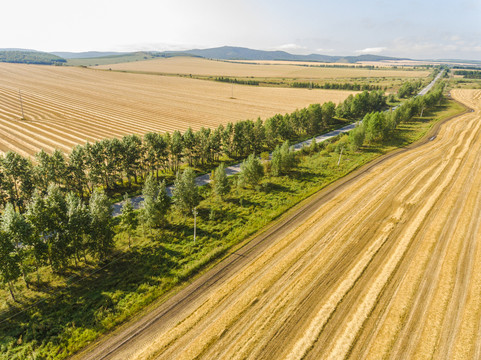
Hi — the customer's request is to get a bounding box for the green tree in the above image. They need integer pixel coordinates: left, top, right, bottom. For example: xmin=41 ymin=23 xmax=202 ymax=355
xmin=1 ymin=151 xmax=34 ymax=212
xmin=336 ymin=94 xmax=354 ymax=119
xmin=212 ymin=163 xmax=230 ymax=200
xmin=101 ymin=138 xmax=124 ymax=189
xmin=264 ymin=116 xmax=279 ymax=147
xmin=321 ymin=101 xmax=336 ymax=127
xmin=50 ymin=149 xmax=68 ymax=186
xmin=170 ymin=130 xmax=184 ymax=172
xmin=307 ymin=104 xmax=322 ymax=135
xmin=198 ymin=127 xmax=212 ymax=164
xmin=182 ymin=128 xmax=196 ymax=167
xmin=33 ymin=149 xmax=67 ymax=191
xmin=221 ymin=123 xmax=234 ymax=158
xmin=34 ymin=149 xmax=52 ymax=192
xmin=140 ymin=175 xmax=170 ymax=230
xmin=309 ymin=138 xmax=319 ymax=153
xmin=210 ymin=126 xmax=223 ymax=162
xmin=2 ymin=203 xmax=33 ymax=287
xmin=25 ymin=190 xmax=49 ymax=280
xmin=239 ymin=154 xmax=264 ymax=187
xmin=84 ymin=141 xmax=104 ymax=189
xmin=172 ymin=167 xmax=200 ymax=215
xmin=66 ymin=192 xmax=91 ymax=264
xmin=253 ymin=118 xmax=266 ymax=154
xmin=271 ymin=141 xmax=297 ymax=176
xmin=364 ymin=112 xmax=388 ymax=143
xmin=277 ymin=114 xmax=293 ymax=141
xmin=119 ymin=193 xmax=137 ymax=247
xmin=122 ymin=134 xmax=143 ymax=186
xmin=349 ymin=125 xmax=366 ymax=151
xmin=0 ymin=229 xmax=21 ymax=301
xmin=398 ymin=81 xmax=415 ymax=98
xmin=67 ymin=144 xmax=89 ymax=198
xmin=233 ymin=121 xmax=246 ymax=157
xmin=88 ymin=189 xmax=113 ymax=261
xmin=44 ymin=184 xmax=69 ymax=270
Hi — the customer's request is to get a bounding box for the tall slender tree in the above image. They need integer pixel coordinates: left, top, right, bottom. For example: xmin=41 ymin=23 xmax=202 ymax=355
xmin=119 ymin=193 xmax=137 ymax=247
xmin=66 ymin=192 xmax=91 ymax=264
xmin=0 ymin=229 xmax=21 ymax=301
xmin=2 ymin=203 xmax=33 ymax=287
xmin=172 ymin=167 xmax=200 ymax=215
xmin=88 ymin=189 xmax=113 ymax=261
xmin=212 ymin=163 xmax=230 ymax=200
xmin=239 ymin=154 xmax=264 ymax=187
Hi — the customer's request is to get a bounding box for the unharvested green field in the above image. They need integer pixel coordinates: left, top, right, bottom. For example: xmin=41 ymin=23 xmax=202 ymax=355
xmin=0 ymin=98 xmax=465 ymax=360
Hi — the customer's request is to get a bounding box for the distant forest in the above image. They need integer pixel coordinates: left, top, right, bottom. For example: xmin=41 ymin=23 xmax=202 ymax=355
xmin=0 ymin=50 xmax=66 ymax=65
xmin=453 ymin=70 xmax=481 ymax=79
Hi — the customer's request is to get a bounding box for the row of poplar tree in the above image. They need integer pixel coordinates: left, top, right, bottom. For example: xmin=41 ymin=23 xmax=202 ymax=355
xmin=1 ymin=86 xmax=446 ymax=300
xmin=348 ymin=83 xmax=445 ymax=150
xmin=0 ymin=90 xmax=388 ymax=214
xmin=0 ymin=89 xmax=390 ymax=298
xmin=0 ymin=186 xmax=112 ymax=301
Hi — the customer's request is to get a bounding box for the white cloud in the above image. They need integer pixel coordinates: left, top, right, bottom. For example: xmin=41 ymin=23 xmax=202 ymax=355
xmin=316 ymin=48 xmax=335 ymax=53
xmin=276 ymin=43 xmax=307 ymax=51
xmin=355 ymin=47 xmax=387 ymax=54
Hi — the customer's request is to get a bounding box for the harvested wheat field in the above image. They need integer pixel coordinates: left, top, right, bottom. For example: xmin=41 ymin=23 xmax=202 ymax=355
xmin=78 ymin=89 xmax=481 ymax=360
xmin=0 ymin=63 xmax=354 ymax=157
xmin=95 ymin=56 xmax=430 ymax=79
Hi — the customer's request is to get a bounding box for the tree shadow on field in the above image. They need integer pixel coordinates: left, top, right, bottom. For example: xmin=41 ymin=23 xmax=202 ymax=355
xmin=167 ymin=220 xmax=216 ymax=241
xmin=262 ymin=182 xmax=292 ymax=194
xmin=286 ymin=169 xmax=320 ymax=183
xmin=225 ymin=197 xmax=261 ymax=208
xmin=362 ymin=146 xmax=383 ymax=155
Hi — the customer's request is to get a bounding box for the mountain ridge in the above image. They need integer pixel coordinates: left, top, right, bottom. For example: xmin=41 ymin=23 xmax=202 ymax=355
xmin=1 ymin=46 xmax=410 ymax=64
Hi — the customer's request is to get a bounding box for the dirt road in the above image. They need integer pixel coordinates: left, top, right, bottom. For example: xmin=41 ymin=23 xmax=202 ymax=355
xmin=76 ymin=89 xmax=481 ymax=360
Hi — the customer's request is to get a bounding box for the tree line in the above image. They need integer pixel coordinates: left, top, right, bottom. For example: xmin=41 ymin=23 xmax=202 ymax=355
xmin=291 ymin=82 xmax=384 ymax=91
xmin=0 ymin=80 xmax=446 ymax=301
xmin=0 ymin=89 xmax=388 ymax=213
xmin=452 ymin=66 xmax=481 ymax=71
xmin=348 ymin=83 xmax=445 ymax=150
xmin=453 ymin=70 xmax=481 ymax=79
xmin=214 ymin=76 xmax=260 ymax=86
xmin=0 ymin=89 xmax=391 ymax=299
xmin=397 ymin=80 xmax=423 ymax=98
xmin=0 ymin=50 xmax=66 ymax=65
xmin=0 ymin=185 xmax=112 ymax=301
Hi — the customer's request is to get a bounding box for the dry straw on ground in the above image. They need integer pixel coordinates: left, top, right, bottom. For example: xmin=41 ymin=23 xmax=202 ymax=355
xmin=0 ymin=62 xmax=355 ymax=157
xmin=85 ymin=89 xmax=481 ymax=360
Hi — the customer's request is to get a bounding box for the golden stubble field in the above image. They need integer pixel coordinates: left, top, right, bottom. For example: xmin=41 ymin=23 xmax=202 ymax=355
xmin=83 ymin=89 xmax=481 ymax=360
xmin=95 ymin=56 xmax=431 ymax=79
xmin=0 ymin=62 xmax=355 ymax=157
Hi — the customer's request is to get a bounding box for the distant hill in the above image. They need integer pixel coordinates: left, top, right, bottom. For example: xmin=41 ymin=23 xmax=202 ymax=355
xmin=0 ymin=46 xmax=409 ymax=66
xmin=65 ymin=46 xmax=409 ymax=66
xmin=65 ymin=51 xmax=202 ymax=66
xmin=172 ymin=46 xmax=406 ymax=63
xmin=52 ymin=51 xmax=128 ymax=59
xmin=0 ymin=50 xmax=66 ymax=65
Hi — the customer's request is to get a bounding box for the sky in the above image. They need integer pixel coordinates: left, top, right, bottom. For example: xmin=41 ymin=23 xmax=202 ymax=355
xmin=2 ymin=0 xmax=481 ymax=60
